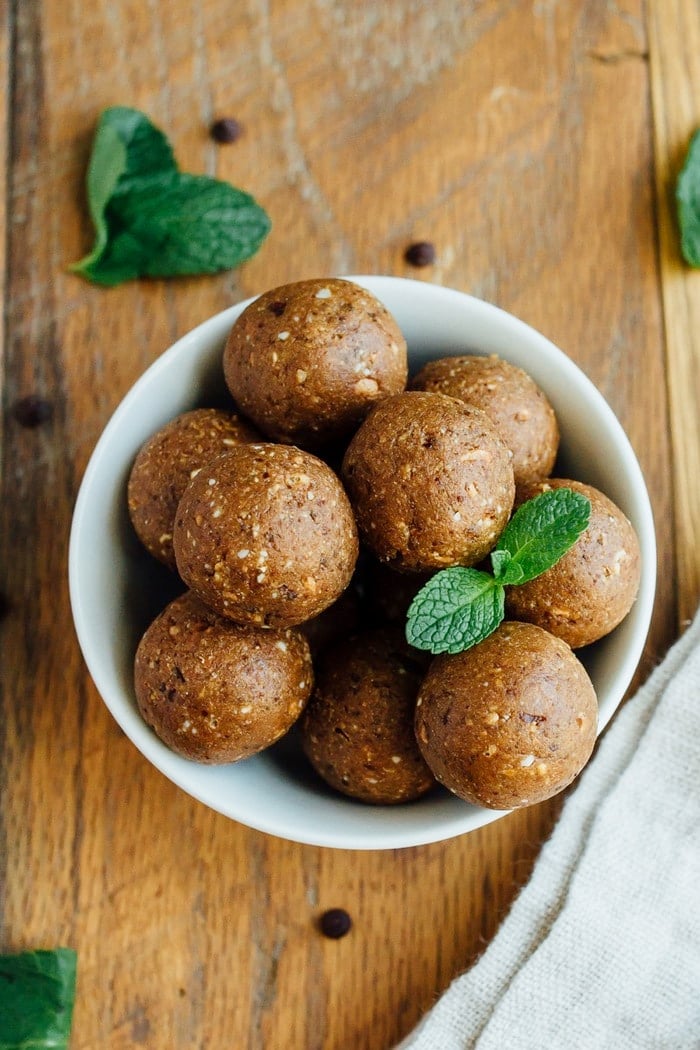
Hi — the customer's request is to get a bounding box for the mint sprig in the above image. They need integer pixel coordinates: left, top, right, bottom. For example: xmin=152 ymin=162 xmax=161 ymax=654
xmin=71 ymin=107 xmax=270 ymax=286
xmin=0 ymin=948 xmax=77 ymax=1049
xmin=406 ymin=487 xmax=591 ymax=655
xmin=490 ymin=487 xmax=591 ymax=586
xmin=677 ymin=128 xmax=700 ymax=267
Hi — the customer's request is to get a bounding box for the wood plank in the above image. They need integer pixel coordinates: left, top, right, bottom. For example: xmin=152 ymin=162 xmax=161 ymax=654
xmin=0 ymin=2 xmax=675 ymax=1048
xmin=648 ymin=0 xmax=700 ymax=628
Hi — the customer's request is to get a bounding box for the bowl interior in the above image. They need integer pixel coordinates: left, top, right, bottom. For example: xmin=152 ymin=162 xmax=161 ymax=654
xmin=69 ymin=276 xmax=656 ymax=849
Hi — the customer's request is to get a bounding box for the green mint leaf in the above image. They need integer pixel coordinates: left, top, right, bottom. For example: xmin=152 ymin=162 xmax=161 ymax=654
xmin=406 ymin=567 xmax=505 ymax=655
xmin=79 ymin=172 xmax=271 ymax=286
xmin=677 ymin=129 xmax=700 ymax=267
xmin=0 ymin=948 xmax=77 ymax=1049
xmin=72 ymin=106 xmax=177 ymax=275
xmin=495 ymin=487 xmax=591 ymax=586
xmin=490 ymin=548 xmax=514 ymax=581
xmin=72 ymin=107 xmax=271 ymax=285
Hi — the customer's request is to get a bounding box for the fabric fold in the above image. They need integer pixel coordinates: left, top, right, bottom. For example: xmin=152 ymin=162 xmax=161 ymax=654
xmin=397 ymin=612 xmax=700 ymax=1050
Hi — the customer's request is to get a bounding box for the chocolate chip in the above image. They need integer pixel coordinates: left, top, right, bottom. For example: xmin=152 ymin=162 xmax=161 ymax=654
xmin=12 ymin=395 xmax=53 ymax=428
xmin=268 ymin=300 xmax=287 ymax=317
xmin=404 ymin=241 xmax=436 ymax=267
xmin=210 ymin=118 xmax=243 ymax=144
xmin=319 ymin=908 xmax=352 ymax=939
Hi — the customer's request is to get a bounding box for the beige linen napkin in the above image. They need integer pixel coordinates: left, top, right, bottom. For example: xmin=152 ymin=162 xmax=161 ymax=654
xmin=398 ymin=610 xmax=700 ymax=1050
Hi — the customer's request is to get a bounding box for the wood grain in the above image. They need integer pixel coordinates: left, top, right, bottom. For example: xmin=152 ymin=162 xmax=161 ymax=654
xmin=648 ymin=0 xmax=700 ymax=628
xmin=0 ymin=1 xmax=678 ymax=1048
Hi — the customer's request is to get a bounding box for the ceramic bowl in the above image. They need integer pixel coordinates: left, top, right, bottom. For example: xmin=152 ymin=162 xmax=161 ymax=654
xmin=69 ymin=277 xmax=656 ymax=849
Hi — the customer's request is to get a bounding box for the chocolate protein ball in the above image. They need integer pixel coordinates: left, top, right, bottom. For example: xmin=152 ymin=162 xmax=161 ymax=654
xmin=173 ymin=443 xmax=359 ymax=628
xmin=505 ymin=479 xmax=641 ymax=648
xmin=415 ymin=621 xmax=598 ymax=809
xmin=134 ymin=592 xmax=313 ymax=763
xmin=128 ymin=408 xmax=260 ymax=569
xmin=342 ymin=391 xmax=515 ymax=572
xmin=223 ymin=278 xmax=407 ymax=449
xmin=412 ymin=354 xmax=559 ymax=486
xmin=301 ymin=628 xmax=435 ymax=804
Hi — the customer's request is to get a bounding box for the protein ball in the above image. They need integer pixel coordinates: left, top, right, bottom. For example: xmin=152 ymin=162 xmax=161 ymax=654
xmin=128 ymin=408 xmax=260 ymax=569
xmin=134 ymin=592 xmax=313 ymax=763
xmin=173 ymin=443 xmax=359 ymax=627
xmin=415 ymin=621 xmax=598 ymax=809
xmin=223 ymin=278 xmax=408 ymax=449
xmin=412 ymin=355 xmax=559 ymax=486
xmin=505 ymin=479 xmax=641 ymax=648
xmin=342 ymin=391 xmax=515 ymax=572
xmin=300 ymin=628 xmax=435 ymax=804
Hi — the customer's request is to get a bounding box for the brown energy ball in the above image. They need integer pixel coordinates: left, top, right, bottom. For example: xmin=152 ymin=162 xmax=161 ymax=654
xmin=223 ymin=278 xmax=407 ymax=448
xmin=134 ymin=592 xmax=313 ymax=763
xmin=342 ymin=391 xmax=515 ymax=572
xmin=505 ymin=479 xmax=641 ymax=648
xmin=128 ymin=408 xmax=260 ymax=569
xmin=412 ymin=354 xmax=559 ymax=486
xmin=415 ymin=621 xmax=598 ymax=809
xmin=173 ymin=443 xmax=359 ymax=628
xmin=300 ymin=628 xmax=435 ymax=804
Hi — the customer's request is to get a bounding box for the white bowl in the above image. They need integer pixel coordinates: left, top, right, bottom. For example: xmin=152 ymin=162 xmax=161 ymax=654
xmin=69 ymin=276 xmax=656 ymax=850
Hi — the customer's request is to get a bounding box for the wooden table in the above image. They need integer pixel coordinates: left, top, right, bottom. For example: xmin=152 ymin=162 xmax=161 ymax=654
xmin=2 ymin=2 xmax=698 ymax=1046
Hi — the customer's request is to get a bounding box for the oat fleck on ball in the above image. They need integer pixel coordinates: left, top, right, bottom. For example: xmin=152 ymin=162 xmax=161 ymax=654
xmin=134 ymin=592 xmax=313 ymax=763
xmin=342 ymin=391 xmax=515 ymax=572
xmin=301 ymin=628 xmax=435 ymax=804
xmin=223 ymin=278 xmax=408 ymax=449
xmin=505 ymin=479 xmax=641 ymax=648
xmin=415 ymin=621 xmax=598 ymax=809
xmin=412 ymin=354 xmax=559 ymax=486
xmin=173 ymin=443 xmax=359 ymax=628
xmin=128 ymin=408 xmax=260 ymax=569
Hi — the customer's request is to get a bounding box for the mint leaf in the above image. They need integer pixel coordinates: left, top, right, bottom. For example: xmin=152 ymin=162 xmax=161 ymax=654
xmin=490 ymin=548 xmax=513 ymax=581
xmin=677 ymin=129 xmax=700 ymax=267
xmin=0 ymin=948 xmax=77 ymax=1049
xmin=72 ymin=107 xmax=177 ymax=275
xmin=404 ymin=488 xmax=591 ymax=656
xmin=494 ymin=487 xmax=591 ymax=586
xmin=82 ymin=172 xmax=271 ymax=286
xmin=406 ymin=568 xmax=505 ymax=655
xmin=72 ymin=107 xmax=270 ymax=285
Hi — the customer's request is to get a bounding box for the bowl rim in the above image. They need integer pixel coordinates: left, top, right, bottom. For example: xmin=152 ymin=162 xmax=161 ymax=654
xmin=69 ymin=275 xmax=657 ymax=849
